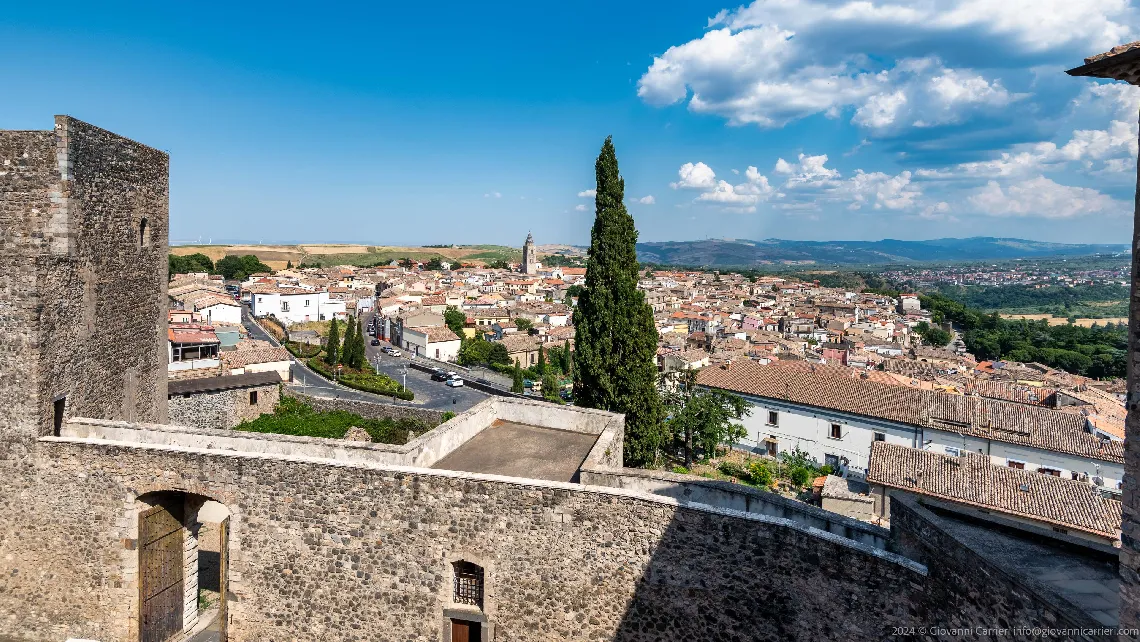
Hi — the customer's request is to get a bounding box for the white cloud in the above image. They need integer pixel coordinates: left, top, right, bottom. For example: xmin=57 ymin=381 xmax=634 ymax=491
xmin=968 ymin=176 xmax=1125 ymax=219
xmin=577 ymin=189 xmax=596 ymax=197
xmin=574 ymin=204 xmax=588 ymax=212
xmin=774 ymin=154 xmax=840 ymax=185
xmin=638 ymin=195 xmax=656 ymax=205
xmin=483 ymin=192 xmax=502 ymax=198
xmin=671 ymin=162 xmax=775 ymax=211
xmin=670 ymin=161 xmax=718 ymax=189
xmin=918 ymin=202 xmax=955 ymax=221
xmin=638 ymin=0 xmax=1137 ymax=136
xmin=846 ymin=170 xmax=920 ymax=210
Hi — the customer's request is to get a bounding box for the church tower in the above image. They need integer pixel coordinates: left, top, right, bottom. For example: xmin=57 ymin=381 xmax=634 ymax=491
xmin=522 ymin=232 xmax=537 ymax=274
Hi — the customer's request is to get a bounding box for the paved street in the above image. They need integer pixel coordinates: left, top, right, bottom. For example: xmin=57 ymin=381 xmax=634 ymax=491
xmin=242 ymin=306 xmax=488 ymax=412
xmin=360 ymin=315 xmax=489 ymax=411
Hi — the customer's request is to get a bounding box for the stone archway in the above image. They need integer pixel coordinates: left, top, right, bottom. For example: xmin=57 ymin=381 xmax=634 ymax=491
xmin=135 ymin=492 xmax=232 ymax=642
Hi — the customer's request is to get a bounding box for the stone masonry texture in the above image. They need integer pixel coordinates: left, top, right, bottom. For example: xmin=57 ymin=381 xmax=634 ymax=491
xmin=0 ymin=116 xmax=168 ymax=440
xmin=168 ymin=383 xmax=281 ymax=431
xmin=0 ymin=118 xmax=1120 ymax=642
xmin=0 ymin=117 xmax=169 ymax=639
xmin=5 ymin=440 xmax=931 ymax=642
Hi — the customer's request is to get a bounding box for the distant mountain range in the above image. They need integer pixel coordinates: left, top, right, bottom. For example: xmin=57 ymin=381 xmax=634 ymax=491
xmin=634 ymin=237 xmax=1130 ymax=267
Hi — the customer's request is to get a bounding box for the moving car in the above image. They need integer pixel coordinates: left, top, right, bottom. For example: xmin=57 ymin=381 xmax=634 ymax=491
xmin=389 ymin=349 xmax=402 ymax=357
xmin=445 ymin=376 xmax=464 ymax=387
xmin=430 ymin=368 xmax=449 ymax=381
xmin=371 ymin=338 xmax=380 ymax=346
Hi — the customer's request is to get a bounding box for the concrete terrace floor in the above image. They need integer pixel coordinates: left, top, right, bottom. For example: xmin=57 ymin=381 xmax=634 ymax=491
xmin=431 ymin=420 xmax=600 ymax=482
xmin=936 ymin=512 xmax=1120 ymax=627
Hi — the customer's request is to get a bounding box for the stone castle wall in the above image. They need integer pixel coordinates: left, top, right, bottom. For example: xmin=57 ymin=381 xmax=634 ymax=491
xmin=3 ymin=438 xmax=930 ymax=642
xmin=168 ymin=383 xmax=281 ymax=431
xmin=0 ymin=117 xmax=169 ymax=440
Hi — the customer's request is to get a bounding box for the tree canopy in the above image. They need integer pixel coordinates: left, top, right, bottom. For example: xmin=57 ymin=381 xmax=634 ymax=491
xmin=572 ymin=136 xmax=665 ymax=466
xmin=663 ymin=371 xmax=749 ymax=468
xmin=215 ymin=254 xmax=272 ymax=280
xmin=168 ymin=252 xmax=214 ymax=276
xmin=921 ymin=292 xmax=1126 ymax=378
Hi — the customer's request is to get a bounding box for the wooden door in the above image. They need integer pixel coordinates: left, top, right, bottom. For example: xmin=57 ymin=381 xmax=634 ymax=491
xmin=451 ymin=619 xmax=481 ymax=642
xmin=139 ymin=504 xmax=184 ymax=642
xmin=218 ymin=517 xmax=229 ymax=642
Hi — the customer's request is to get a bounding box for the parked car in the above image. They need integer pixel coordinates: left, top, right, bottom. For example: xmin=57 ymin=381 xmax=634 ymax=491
xmin=371 ymin=338 xmax=380 ymax=346
xmin=389 ymin=349 xmax=402 ymax=357
xmin=381 ymin=346 xmax=393 ymax=354
xmin=445 ymin=377 xmax=464 ymax=387
xmin=430 ymin=368 xmax=449 ymax=381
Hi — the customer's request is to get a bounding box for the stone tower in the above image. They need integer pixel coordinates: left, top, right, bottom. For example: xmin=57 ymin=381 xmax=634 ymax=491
xmin=0 ymin=116 xmax=169 ymax=440
xmin=522 ymin=232 xmax=537 ymax=274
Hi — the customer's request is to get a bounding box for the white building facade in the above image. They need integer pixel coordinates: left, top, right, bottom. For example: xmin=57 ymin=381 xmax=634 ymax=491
xmin=726 ymin=393 xmax=1123 ymax=488
xmin=731 ymin=394 xmax=920 ymax=477
xmin=250 ymin=290 xmax=347 ymax=325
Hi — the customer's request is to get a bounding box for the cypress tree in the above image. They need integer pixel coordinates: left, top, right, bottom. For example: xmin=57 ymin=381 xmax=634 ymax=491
xmin=350 ymin=316 xmax=365 ymax=368
xmin=536 ymin=345 xmax=546 ymax=376
xmin=572 ymin=136 xmax=664 ymax=466
xmin=340 ymin=316 xmax=355 ymax=366
xmin=511 ymin=363 xmax=525 ymax=394
xmin=326 ymin=318 xmax=340 ymax=366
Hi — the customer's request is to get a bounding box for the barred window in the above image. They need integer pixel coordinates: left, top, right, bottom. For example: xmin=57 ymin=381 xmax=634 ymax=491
xmin=453 ymin=561 xmax=484 ymax=609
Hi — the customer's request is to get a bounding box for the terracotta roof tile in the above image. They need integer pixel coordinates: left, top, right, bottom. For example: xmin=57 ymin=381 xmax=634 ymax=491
xmin=695 ymin=360 xmax=1121 ymax=464
xmin=867 ymin=442 xmax=1121 ymax=539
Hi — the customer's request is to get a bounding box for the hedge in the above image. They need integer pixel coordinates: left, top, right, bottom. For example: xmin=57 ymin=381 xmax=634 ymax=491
xmin=284 ymin=341 xmax=322 ymax=359
xmin=306 ymin=357 xmax=414 ymax=401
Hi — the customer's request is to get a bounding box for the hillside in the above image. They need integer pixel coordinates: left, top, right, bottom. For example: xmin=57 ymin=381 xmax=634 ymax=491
xmin=170 ymin=244 xmax=522 ymax=269
xmin=635 ymin=237 xmax=1129 ymax=267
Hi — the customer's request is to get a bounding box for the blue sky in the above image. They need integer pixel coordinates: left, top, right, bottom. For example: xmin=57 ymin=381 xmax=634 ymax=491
xmin=2 ymin=1 xmax=1138 ymax=245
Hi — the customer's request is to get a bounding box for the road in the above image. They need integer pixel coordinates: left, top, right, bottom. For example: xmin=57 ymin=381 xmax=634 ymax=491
xmin=360 ymin=315 xmax=489 ymax=411
xmin=241 ymin=306 xmax=488 ymax=412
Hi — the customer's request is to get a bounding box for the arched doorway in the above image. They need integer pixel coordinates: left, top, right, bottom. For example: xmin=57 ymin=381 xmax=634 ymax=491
xmin=137 ymin=492 xmax=231 ymax=642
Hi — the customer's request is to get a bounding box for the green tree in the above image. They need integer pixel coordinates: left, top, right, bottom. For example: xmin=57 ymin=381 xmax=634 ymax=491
xmin=487 ymin=341 xmax=511 ymax=366
xmin=444 ymin=306 xmax=466 ymax=338
xmin=168 ymin=252 xmax=215 ymax=276
xmin=286 ymin=260 xmax=293 ymax=269
xmin=511 ymin=363 xmax=525 ymax=394
xmin=572 ymin=136 xmax=665 ymax=467
xmin=345 ymin=316 xmax=366 ymax=369
xmin=325 ymin=318 xmax=340 ymax=366
xmin=215 ymin=254 xmax=271 ymax=280
xmin=535 ymin=345 xmax=546 ymax=375
xmin=340 ymin=316 xmax=356 ymax=366
xmin=663 ymin=370 xmax=750 ymax=468
xmin=541 ymin=371 xmax=561 ymax=402
xmin=458 ymin=335 xmax=491 ymax=366
xmin=924 ymin=327 xmax=952 ymax=347
xmin=514 ymin=318 xmax=533 ymax=332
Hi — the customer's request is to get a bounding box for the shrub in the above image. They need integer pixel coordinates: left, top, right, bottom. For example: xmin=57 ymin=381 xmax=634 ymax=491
xmin=718 ymin=461 xmax=747 ymax=479
xmin=788 ymin=466 xmax=813 ymax=488
xmin=748 ymin=460 xmax=774 ymax=487
xmin=440 ymin=411 xmax=456 ymax=423
xmin=284 ymin=341 xmax=321 ymax=359
xmin=671 ymin=465 xmax=690 ymax=475
xmin=237 ymin=396 xmax=425 ymax=444
xmin=306 ymin=358 xmax=414 ymax=400
xmin=818 ymin=464 xmax=833 ymax=476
